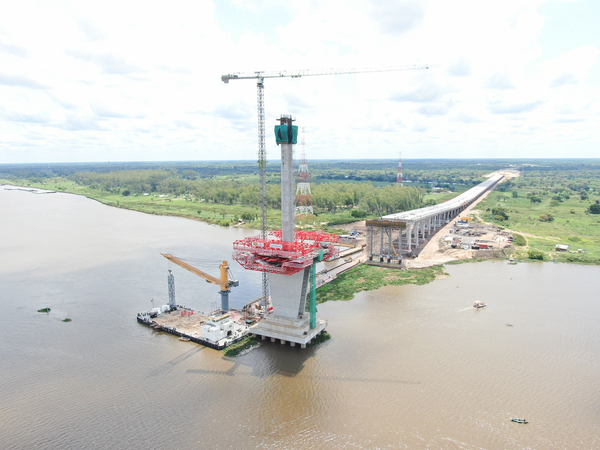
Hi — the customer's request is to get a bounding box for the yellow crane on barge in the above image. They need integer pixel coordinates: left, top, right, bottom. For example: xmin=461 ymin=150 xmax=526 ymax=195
xmin=161 ymin=253 xmax=238 ymax=312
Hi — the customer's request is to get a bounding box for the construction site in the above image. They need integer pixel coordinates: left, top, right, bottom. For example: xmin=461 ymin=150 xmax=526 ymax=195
xmin=137 ymin=66 xmax=508 ymax=350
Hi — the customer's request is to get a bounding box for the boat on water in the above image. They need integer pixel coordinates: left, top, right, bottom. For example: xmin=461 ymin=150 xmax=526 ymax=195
xmin=511 ymin=418 xmax=528 ymax=424
xmin=473 ymin=301 xmax=487 ymax=308
xmin=179 ymin=336 xmax=190 ymax=342
xmin=37 ymin=307 xmax=51 ymax=313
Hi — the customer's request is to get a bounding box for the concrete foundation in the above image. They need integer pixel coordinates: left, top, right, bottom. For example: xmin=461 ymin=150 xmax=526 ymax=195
xmin=251 ymin=314 xmax=327 ymax=347
xmin=251 ymin=268 xmax=327 ymax=346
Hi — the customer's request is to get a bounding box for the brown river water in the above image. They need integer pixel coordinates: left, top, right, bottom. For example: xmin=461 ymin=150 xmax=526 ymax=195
xmin=1 ymin=186 xmax=599 ymax=449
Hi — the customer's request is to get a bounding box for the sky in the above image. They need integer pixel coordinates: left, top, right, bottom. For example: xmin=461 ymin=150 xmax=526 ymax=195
xmin=0 ymin=0 xmax=598 ymax=163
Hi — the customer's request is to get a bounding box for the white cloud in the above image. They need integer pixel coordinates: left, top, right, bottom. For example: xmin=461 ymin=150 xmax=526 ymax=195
xmin=0 ymin=0 xmax=598 ymax=163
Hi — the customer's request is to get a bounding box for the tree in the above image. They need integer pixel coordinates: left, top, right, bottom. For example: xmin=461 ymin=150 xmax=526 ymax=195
xmin=122 ymin=189 xmax=131 ymax=196
xmin=350 ymin=209 xmax=368 ymax=219
xmin=512 ymin=191 xmax=518 ymax=198
xmin=529 ymin=196 xmax=541 ymax=203
xmin=588 ymin=203 xmax=600 ymax=214
xmin=491 ymin=207 xmax=509 ymax=221
xmin=528 ymin=250 xmax=545 ymax=260
xmin=539 ymin=213 xmax=554 ymax=222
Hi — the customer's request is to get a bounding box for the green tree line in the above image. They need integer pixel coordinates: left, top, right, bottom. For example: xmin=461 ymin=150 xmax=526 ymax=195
xmin=69 ymin=169 xmax=424 ymax=215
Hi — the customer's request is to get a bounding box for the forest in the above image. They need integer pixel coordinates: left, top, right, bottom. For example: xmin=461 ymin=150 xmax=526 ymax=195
xmin=2 ymin=159 xmax=600 ymax=242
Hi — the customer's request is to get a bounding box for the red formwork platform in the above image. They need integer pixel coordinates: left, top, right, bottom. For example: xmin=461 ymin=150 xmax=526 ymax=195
xmin=233 ymin=230 xmax=339 ymax=275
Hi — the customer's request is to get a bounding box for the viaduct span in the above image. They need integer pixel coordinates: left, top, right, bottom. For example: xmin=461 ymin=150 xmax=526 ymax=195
xmin=367 ymin=174 xmax=504 ymax=262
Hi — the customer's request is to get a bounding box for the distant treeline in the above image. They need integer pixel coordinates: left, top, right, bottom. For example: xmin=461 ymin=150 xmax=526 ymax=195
xmin=68 ymin=169 xmax=425 ymax=215
xmin=4 ymin=159 xmax=600 ymax=215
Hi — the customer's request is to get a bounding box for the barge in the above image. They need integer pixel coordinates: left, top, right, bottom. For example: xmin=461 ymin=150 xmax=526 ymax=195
xmin=137 ymin=306 xmax=249 ymax=351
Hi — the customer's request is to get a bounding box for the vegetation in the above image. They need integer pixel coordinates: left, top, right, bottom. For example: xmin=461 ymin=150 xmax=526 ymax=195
xmin=3 ymin=158 xmax=600 ymax=265
xmin=512 ymin=233 xmax=527 ymax=246
xmin=527 ymin=250 xmax=545 ymax=261
xmin=310 ymin=331 xmax=331 ymax=345
xmin=222 ymin=336 xmax=259 ymax=357
xmin=316 ymin=264 xmax=447 ymax=303
xmin=477 ymin=160 xmax=600 ymax=264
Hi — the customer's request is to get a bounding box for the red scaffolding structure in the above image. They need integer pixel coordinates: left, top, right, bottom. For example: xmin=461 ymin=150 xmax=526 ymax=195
xmin=232 ymin=230 xmax=339 ymax=275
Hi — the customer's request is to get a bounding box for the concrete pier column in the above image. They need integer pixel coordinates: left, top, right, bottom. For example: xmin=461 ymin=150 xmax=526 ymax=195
xmin=415 ymin=221 xmax=420 ymax=245
xmin=261 ymin=335 xmax=266 ymax=341
xmin=271 ymin=337 xmax=276 ymax=343
xmin=290 ymin=342 xmax=296 ymax=347
xmin=301 ymin=343 xmax=306 ymax=349
xmin=280 ymin=340 xmax=286 ymax=345
xmin=280 ymin=129 xmax=295 ymax=242
xmin=407 ymin=223 xmax=413 ymax=253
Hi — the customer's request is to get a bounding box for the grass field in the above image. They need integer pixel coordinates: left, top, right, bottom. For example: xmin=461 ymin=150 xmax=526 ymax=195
xmin=477 ymin=189 xmax=600 ymax=264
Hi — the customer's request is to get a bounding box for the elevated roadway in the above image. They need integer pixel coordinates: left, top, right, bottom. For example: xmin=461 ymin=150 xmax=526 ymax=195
xmin=367 ymin=174 xmax=504 ymax=261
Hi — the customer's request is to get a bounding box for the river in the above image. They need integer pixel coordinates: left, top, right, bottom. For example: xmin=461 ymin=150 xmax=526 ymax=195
xmin=1 ymin=186 xmax=599 ymax=449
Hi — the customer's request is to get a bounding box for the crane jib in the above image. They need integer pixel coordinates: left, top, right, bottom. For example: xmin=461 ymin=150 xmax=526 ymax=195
xmin=221 ymin=64 xmax=428 ymax=83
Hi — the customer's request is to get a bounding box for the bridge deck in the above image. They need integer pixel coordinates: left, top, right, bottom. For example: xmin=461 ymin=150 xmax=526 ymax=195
xmin=382 ymin=174 xmax=504 ymax=224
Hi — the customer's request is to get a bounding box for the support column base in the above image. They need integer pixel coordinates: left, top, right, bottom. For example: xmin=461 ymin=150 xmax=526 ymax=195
xmin=251 ymin=314 xmax=327 ymax=347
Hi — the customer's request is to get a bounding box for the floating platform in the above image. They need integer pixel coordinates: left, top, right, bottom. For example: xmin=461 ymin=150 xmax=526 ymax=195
xmin=137 ymin=307 xmax=249 ymax=351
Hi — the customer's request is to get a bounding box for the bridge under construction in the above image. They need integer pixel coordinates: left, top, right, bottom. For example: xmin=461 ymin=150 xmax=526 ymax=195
xmin=367 ymin=174 xmax=504 ymax=263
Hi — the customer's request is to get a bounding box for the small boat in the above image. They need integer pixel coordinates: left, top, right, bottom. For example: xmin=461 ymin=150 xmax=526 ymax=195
xmin=37 ymin=307 xmax=51 ymax=313
xmin=179 ymin=336 xmax=190 ymax=342
xmin=511 ymin=418 xmax=528 ymax=424
xmin=62 ymin=318 xmax=72 ymax=322
xmin=473 ymin=301 xmax=487 ymax=308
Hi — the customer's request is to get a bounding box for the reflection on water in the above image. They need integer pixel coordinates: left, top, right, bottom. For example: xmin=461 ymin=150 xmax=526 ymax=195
xmin=1 ymin=186 xmax=599 ymax=449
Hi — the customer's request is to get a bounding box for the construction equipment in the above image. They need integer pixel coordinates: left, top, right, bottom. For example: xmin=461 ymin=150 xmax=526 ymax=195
xmin=221 ymin=64 xmax=428 ymax=304
xmin=161 ymin=253 xmax=238 ymax=312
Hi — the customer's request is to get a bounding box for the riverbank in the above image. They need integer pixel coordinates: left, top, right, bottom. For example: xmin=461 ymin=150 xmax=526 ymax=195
xmin=0 ymin=178 xmax=356 ymax=233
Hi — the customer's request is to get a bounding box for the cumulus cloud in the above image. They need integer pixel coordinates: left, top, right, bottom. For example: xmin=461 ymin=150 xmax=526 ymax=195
xmin=390 ymin=83 xmax=447 ymax=103
xmin=489 ymin=101 xmax=541 ymax=114
xmin=416 ymin=103 xmax=449 ymax=116
xmin=0 ymin=0 xmax=598 ymax=162
xmin=486 ymin=72 xmax=515 ymax=90
xmin=453 ymin=113 xmax=483 ymax=124
xmin=4 ymin=111 xmax=51 ymax=124
xmin=369 ymin=1 xmax=426 ymax=36
xmin=57 ymin=117 xmax=104 ymax=131
xmin=550 ymin=72 xmax=578 ymax=87
xmin=447 ymin=57 xmax=471 ymax=77
xmin=65 ymin=50 xmax=143 ymax=75
xmin=0 ymin=73 xmax=49 ymax=89
xmin=0 ymin=39 xmax=28 ymax=57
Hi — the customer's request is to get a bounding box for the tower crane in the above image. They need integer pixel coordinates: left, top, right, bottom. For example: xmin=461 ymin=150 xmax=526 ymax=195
xmin=161 ymin=253 xmax=238 ymax=312
xmin=221 ymin=63 xmax=429 ymax=304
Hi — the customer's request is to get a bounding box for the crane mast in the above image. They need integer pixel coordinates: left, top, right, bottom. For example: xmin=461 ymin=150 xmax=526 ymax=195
xmin=256 ymin=78 xmax=269 ymax=307
xmin=221 ymin=63 xmax=429 ymax=307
